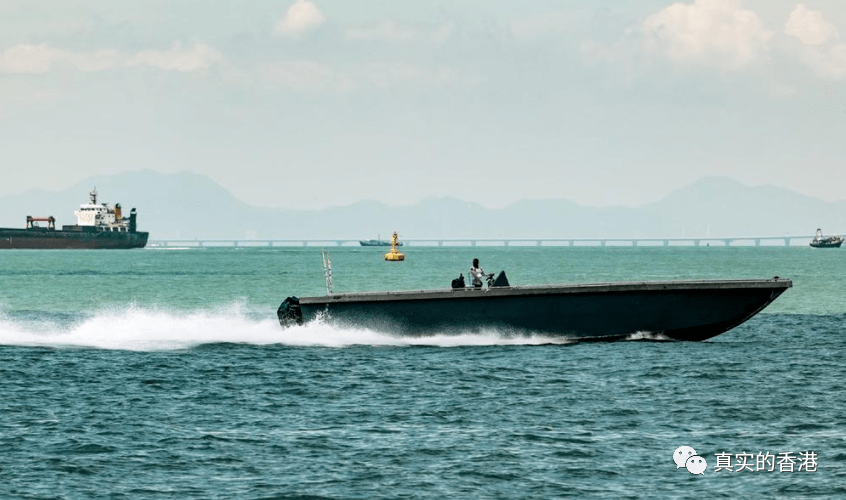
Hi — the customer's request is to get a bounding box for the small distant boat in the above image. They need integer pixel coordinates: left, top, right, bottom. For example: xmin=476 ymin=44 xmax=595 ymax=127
xmin=385 ymin=231 xmax=405 ymax=261
xmin=360 ymin=235 xmax=402 ymax=247
xmin=810 ymin=228 xmax=843 ymax=248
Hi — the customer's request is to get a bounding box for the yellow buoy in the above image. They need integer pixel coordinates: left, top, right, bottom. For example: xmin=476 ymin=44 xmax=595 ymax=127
xmin=385 ymin=231 xmax=405 ymax=261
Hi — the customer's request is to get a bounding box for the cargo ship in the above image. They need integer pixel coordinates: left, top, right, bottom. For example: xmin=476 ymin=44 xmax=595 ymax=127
xmin=0 ymin=188 xmax=148 ymax=249
xmin=360 ymin=235 xmax=402 ymax=246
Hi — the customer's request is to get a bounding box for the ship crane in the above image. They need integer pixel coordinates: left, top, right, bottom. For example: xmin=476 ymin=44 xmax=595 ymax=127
xmin=26 ymin=216 xmax=56 ymax=230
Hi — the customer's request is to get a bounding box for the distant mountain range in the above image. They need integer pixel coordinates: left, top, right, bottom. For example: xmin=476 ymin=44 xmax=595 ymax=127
xmin=0 ymin=170 xmax=843 ymax=240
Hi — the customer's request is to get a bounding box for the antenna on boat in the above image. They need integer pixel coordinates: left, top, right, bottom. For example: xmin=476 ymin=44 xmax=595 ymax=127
xmin=322 ymin=249 xmax=333 ymax=295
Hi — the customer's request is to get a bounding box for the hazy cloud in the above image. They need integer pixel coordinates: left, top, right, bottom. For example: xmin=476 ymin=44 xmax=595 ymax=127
xmin=0 ymin=44 xmax=120 ymax=73
xmin=785 ymin=4 xmax=846 ymax=80
xmin=799 ymin=44 xmax=846 ymax=79
xmin=358 ymin=62 xmax=474 ymax=89
xmin=259 ymin=60 xmax=477 ymax=93
xmin=0 ymin=41 xmax=222 ymax=74
xmin=509 ymin=11 xmax=578 ymax=43
xmin=580 ymin=38 xmax=642 ymax=84
xmin=640 ymin=0 xmax=772 ymax=70
xmin=126 ymin=41 xmax=223 ymax=72
xmin=261 ymin=60 xmax=347 ymax=92
xmin=583 ymin=0 xmax=774 ymax=77
xmin=345 ymin=20 xmax=453 ymax=43
xmin=785 ymin=4 xmax=840 ymax=46
xmin=273 ymin=0 xmax=326 ymax=37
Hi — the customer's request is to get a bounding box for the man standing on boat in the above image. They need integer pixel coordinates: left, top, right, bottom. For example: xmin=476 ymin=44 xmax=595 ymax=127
xmin=470 ymin=258 xmax=493 ymax=288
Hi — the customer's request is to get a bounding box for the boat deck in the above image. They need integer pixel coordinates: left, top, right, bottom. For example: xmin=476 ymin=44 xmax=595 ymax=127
xmin=298 ymin=278 xmax=792 ymax=305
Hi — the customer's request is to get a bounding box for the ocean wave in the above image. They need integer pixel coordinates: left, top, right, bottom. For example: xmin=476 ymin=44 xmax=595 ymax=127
xmin=624 ymin=331 xmax=674 ymax=341
xmin=0 ymin=304 xmax=576 ymax=351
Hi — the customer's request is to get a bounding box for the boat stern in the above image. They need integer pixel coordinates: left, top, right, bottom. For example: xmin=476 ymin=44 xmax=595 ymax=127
xmin=278 ymin=296 xmax=304 ymax=327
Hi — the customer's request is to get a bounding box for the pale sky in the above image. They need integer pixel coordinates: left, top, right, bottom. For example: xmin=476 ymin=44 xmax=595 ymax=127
xmin=1 ymin=0 xmax=844 ymax=209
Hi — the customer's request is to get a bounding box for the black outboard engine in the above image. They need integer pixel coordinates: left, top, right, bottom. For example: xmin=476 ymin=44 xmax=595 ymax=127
xmin=278 ymin=296 xmax=303 ymax=326
xmin=129 ymin=208 xmax=137 ymax=233
xmin=451 ymin=273 xmax=465 ymax=289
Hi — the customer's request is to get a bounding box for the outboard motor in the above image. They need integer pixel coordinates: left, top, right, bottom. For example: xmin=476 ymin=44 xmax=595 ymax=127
xmin=451 ymin=273 xmax=466 ymax=289
xmin=277 ymin=296 xmax=303 ymax=326
xmin=129 ymin=208 xmax=137 ymax=233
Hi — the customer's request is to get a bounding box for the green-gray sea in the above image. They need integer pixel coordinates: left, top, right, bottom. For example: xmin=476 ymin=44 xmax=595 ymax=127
xmin=1 ymin=246 xmax=844 ymax=498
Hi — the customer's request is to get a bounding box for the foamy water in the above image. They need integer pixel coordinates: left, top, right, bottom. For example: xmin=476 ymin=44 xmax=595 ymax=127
xmin=0 ymin=304 xmax=575 ymax=350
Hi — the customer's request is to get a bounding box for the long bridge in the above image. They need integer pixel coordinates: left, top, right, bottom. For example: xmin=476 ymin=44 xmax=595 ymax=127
xmin=146 ymin=235 xmax=827 ymax=248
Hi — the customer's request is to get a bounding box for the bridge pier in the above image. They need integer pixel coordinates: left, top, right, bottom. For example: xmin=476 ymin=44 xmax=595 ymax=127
xmin=755 ymin=239 xmax=761 ymax=247
xmin=784 ymin=238 xmax=790 ymax=247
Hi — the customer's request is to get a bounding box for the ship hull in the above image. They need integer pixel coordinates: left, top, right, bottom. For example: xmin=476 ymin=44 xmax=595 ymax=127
xmin=360 ymin=240 xmax=402 ymax=246
xmin=278 ymin=279 xmax=791 ymax=341
xmin=0 ymin=228 xmax=149 ymax=249
xmin=810 ymin=240 xmax=843 ymax=248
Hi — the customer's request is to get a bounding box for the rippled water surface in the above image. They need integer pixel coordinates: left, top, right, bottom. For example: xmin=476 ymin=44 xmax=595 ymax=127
xmin=1 ymin=247 xmax=844 ymax=498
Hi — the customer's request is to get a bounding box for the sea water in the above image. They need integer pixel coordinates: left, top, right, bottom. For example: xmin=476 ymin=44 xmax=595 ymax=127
xmin=0 ymin=246 xmax=844 ymax=498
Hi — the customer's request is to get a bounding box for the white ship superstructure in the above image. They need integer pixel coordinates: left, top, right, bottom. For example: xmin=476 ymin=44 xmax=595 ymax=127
xmin=74 ymin=188 xmax=130 ymax=232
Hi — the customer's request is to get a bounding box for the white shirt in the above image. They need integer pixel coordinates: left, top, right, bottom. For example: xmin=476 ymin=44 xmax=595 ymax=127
xmin=470 ymin=266 xmax=485 ymax=286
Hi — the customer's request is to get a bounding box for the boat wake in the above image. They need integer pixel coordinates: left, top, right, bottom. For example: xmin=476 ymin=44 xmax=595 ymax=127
xmin=624 ymin=331 xmax=674 ymax=342
xmin=0 ymin=304 xmax=577 ymax=351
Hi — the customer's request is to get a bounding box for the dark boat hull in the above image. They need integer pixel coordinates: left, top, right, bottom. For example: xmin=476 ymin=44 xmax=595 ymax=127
xmin=0 ymin=228 xmax=149 ymax=249
xmin=810 ymin=240 xmax=843 ymax=248
xmin=279 ymin=279 xmax=791 ymax=341
xmin=360 ymin=240 xmax=402 ymax=246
